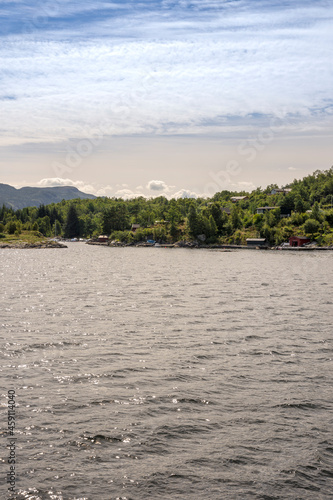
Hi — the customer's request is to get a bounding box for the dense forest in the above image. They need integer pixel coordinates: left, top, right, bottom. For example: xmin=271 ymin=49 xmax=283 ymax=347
xmin=1 ymin=168 xmax=333 ymax=246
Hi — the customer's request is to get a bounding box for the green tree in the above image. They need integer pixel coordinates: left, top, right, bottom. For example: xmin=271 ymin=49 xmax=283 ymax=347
xmin=311 ymin=201 xmax=322 ymax=221
xmin=64 ymin=205 xmax=80 ymax=238
xmin=7 ymin=221 xmax=17 ymax=234
xmin=169 ymin=220 xmax=178 ymax=241
xmin=295 ymin=195 xmax=304 ymax=214
xmin=325 ymin=209 xmax=333 ymax=226
xmin=209 ymin=202 xmax=224 ymax=232
xmin=209 ymin=215 xmax=217 ymax=237
xmin=187 ymin=202 xmax=201 ymax=237
xmin=38 ymin=216 xmax=51 ymax=236
xmin=231 ymin=206 xmax=242 ymax=230
xmin=102 ymin=203 xmax=129 ymax=233
xmin=53 ymin=220 xmax=62 ymax=237
xmin=303 ymin=218 xmax=320 ymax=236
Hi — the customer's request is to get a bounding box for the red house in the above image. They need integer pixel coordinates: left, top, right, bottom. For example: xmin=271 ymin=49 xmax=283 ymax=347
xmin=97 ymin=235 xmax=109 ymax=243
xmin=289 ymin=236 xmax=311 ymax=247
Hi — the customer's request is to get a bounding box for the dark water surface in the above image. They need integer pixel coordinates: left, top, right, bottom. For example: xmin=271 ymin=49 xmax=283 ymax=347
xmin=1 ymin=244 xmax=333 ymax=499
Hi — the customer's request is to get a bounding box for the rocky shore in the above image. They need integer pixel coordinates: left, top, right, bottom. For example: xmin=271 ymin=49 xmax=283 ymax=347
xmin=86 ymin=240 xmax=333 ymax=251
xmin=0 ymin=240 xmax=67 ymax=249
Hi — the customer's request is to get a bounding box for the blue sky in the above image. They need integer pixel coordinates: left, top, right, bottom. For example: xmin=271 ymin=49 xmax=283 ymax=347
xmin=0 ymin=0 xmax=332 ymax=197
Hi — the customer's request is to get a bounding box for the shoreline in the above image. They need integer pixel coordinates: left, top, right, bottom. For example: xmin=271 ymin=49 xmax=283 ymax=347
xmin=0 ymin=241 xmax=67 ymax=249
xmin=1 ymin=239 xmax=331 ymax=251
xmin=86 ymin=241 xmax=333 ymax=251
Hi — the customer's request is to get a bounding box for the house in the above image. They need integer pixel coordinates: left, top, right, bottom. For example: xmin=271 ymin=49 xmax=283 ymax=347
xmin=246 ymin=238 xmax=267 ymax=247
xmin=231 ymin=196 xmax=248 ymax=203
xmin=131 ymin=224 xmax=141 ymax=232
xmin=256 ymin=206 xmax=276 ymax=214
xmin=289 ymin=236 xmax=311 ymax=247
xmin=270 ymin=188 xmax=292 ymax=195
xmin=97 ymin=235 xmax=109 ymax=243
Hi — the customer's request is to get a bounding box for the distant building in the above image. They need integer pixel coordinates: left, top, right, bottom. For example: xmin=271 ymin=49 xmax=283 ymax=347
xmin=131 ymin=224 xmax=141 ymax=232
xmin=270 ymin=188 xmax=292 ymax=195
xmin=97 ymin=235 xmax=109 ymax=243
xmin=246 ymin=238 xmax=267 ymax=247
xmin=231 ymin=196 xmax=249 ymax=203
xmin=289 ymin=236 xmax=311 ymax=247
xmin=256 ymin=206 xmax=276 ymax=214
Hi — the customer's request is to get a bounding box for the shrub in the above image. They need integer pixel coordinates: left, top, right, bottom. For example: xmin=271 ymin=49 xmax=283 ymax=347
xmin=6 ymin=221 xmax=17 ymax=234
xmin=325 ymin=209 xmax=333 ymax=226
xmin=303 ymin=218 xmax=320 ymax=235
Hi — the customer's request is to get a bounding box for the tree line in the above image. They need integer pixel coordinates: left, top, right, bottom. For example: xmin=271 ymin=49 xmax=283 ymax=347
xmin=1 ymin=167 xmax=333 ymax=246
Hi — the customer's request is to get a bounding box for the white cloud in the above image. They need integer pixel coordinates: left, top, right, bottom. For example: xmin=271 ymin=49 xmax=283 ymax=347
xmin=146 ymin=180 xmax=168 ymax=191
xmin=172 ymin=189 xmax=198 ymax=199
xmin=114 ymin=188 xmax=146 ymax=200
xmin=95 ymin=185 xmax=114 ymax=197
xmin=37 ymin=178 xmax=95 ymax=193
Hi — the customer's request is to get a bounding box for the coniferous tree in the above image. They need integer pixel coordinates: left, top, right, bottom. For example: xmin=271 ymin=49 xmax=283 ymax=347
xmin=187 ymin=202 xmax=200 ymax=237
xmin=64 ymin=205 xmax=80 ymax=238
xmin=311 ymin=201 xmax=321 ymax=221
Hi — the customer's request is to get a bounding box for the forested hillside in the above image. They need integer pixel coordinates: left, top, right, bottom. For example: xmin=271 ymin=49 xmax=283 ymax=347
xmin=0 ymin=183 xmax=96 ymax=210
xmin=1 ymin=168 xmax=333 ymax=246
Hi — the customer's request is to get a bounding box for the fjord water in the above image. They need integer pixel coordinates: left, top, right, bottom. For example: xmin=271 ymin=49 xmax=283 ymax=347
xmin=1 ymin=244 xmax=332 ymax=500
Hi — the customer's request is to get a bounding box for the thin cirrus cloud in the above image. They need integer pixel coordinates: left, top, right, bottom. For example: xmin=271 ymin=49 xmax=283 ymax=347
xmin=0 ymin=0 xmax=332 ymax=147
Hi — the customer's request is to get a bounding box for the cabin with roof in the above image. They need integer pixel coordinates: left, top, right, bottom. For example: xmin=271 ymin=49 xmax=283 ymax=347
xmin=270 ymin=188 xmax=292 ymax=195
xmin=97 ymin=235 xmax=109 ymax=243
xmin=246 ymin=238 xmax=267 ymax=247
xmin=231 ymin=196 xmax=248 ymax=203
xmin=289 ymin=236 xmax=311 ymax=247
xmin=131 ymin=224 xmax=141 ymax=232
xmin=256 ymin=206 xmax=276 ymax=214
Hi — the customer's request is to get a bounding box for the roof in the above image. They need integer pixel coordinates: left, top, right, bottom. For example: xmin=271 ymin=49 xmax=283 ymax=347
xmin=290 ymin=236 xmax=310 ymax=240
xmin=246 ymin=238 xmax=266 ymax=242
xmin=231 ymin=196 xmax=248 ymax=201
xmin=257 ymin=206 xmax=276 ymax=210
xmin=271 ymin=188 xmax=292 ymax=193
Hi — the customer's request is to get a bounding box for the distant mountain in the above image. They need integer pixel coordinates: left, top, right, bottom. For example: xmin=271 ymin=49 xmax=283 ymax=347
xmin=0 ymin=183 xmax=96 ymax=210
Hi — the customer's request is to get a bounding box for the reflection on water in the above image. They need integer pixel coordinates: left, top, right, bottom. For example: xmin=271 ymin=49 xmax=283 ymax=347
xmin=0 ymin=245 xmax=333 ymax=499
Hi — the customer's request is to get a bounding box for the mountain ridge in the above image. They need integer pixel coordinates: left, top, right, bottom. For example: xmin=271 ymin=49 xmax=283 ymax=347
xmin=0 ymin=183 xmax=96 ymax=210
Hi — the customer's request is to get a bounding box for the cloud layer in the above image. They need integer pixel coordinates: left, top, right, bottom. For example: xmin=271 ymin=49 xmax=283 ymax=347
xmin=1 ymin=1 xmax=332 ymax=195
xmin=1 ymin=0 xmax=332 ymax=146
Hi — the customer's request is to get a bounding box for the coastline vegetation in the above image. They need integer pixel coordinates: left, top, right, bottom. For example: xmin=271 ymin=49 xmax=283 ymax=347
xmin=1 ymin=168 xmax=333 ymax=247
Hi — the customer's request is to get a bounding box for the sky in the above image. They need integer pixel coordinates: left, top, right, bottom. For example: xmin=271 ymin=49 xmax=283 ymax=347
xmin=0 ymin=0 xmax=332 ymax=198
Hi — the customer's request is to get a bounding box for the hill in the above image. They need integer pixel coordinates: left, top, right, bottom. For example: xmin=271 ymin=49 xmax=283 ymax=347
xmin=0 ymin=183 xmax=96 ymax=210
